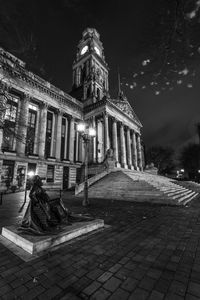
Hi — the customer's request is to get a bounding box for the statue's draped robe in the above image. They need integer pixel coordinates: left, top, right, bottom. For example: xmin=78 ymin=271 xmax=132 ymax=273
xmin=20 ymin=185 xmax=68 ymax=235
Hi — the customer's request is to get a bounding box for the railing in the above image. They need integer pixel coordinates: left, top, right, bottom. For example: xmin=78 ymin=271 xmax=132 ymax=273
xmin=75 ymin=170 xmax=110 ymax=195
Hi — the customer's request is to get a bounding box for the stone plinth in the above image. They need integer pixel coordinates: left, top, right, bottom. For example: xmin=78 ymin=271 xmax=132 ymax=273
xmin=1 ymin=218 xmax=104 ymax=254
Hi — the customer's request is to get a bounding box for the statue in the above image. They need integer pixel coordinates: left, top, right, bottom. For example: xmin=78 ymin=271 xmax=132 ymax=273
xmin=145 ymin=163 xmax=158 ymax=175
xmin=106 ymin=148 xmax=114 ymax=159
xmin=104 ymin=148 xmax=116 ymax=170
xmin=19 ymin=175 xmax=92 ymax=235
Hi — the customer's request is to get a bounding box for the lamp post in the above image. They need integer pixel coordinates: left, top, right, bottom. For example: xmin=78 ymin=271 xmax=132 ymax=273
xmin=77 ymin=122 xmax=96 ymax=206
xmin=24 ymin=171 xmax=35 ymax=200
xmin=19 ymin=170 xmax=35 ymax=213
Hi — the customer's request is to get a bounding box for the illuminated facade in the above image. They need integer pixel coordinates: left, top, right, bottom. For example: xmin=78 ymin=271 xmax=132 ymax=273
xmin=0 ymin=28 xmax=143 ymax=190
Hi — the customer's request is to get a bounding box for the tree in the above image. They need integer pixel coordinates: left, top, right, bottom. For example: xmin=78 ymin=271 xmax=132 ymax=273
xmin=196 ymin=122 xmax=200 ymax=145
xmin=0 ymin=1 xmax=45 ymax=153
xmin=179 ymin=143 xmax=200 ymax=180
xmin=146 ymin=145 xmax=175 ymax=175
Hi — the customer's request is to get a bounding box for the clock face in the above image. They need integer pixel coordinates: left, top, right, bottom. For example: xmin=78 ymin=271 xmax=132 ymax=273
xmin=80 ymin=45 xmax=88 ymax=55
xmin=94 ymin=46 xmax=101 ymax=56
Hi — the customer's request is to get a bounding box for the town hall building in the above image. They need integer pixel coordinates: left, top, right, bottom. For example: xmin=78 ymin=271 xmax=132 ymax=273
xmin=0 ymin=28 xmax=144 ymax=191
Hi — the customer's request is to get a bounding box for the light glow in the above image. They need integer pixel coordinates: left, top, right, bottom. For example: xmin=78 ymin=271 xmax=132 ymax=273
xmin=28 ymin=171 xmax=35 ymax=177
xmin=94 ymin=46 xmax=100 ymax=56
xmin=80 ymin=45 xmax=88 ymax=55
xmin=77 ymin=123 xmax=86 ymax=132
xmin=88 ymin=127 xmax=96 ymax=137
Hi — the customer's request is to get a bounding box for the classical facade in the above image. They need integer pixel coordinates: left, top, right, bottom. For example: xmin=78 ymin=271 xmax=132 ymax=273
xmin=0 ymin=28 xmax=144 ymax=191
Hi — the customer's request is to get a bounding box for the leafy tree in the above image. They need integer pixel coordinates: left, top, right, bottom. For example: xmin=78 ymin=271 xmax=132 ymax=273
xmin=146 ymin=145 xmax=175 ymax=175
xmin=179 ymin=143 xmax=200 ymax=180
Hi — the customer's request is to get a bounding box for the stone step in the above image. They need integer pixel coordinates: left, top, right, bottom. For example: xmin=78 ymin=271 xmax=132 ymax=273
xmin=165 ymin=189 xmax=191 ymax=197
xmin=150 ymin=185 xmax=184 ymax=191
xmin=88 ymin=192 xmax=163 ymax=197
xmin=181 ymin=192 xmax=199 ymax=205
xmin=170 ymin=190 xmax=194 ymax=200
xmin=176 ymin=191 xmax=197 ymax=203
xmin=76 ymin=169 xmax=199 ymax=206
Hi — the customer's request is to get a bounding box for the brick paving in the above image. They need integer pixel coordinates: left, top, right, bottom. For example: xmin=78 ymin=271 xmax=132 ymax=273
xmin=0 ymin=191 xmax=200 ymax=299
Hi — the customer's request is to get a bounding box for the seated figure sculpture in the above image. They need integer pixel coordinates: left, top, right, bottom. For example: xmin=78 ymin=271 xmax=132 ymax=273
xmin=19 ymin=175 xmax=91 ymax=235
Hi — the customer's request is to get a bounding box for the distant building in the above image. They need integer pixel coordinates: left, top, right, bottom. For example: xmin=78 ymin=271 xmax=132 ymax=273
xmin=0 ymin=28 xmax=143 ymax=191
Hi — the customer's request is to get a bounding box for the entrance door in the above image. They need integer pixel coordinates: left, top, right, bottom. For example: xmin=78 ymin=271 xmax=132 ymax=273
xmin=63 ymin=166 xmax=69 ymax=189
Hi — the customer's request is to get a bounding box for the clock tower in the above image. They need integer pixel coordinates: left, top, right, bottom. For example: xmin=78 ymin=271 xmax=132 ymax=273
xmin=70 ymin=28 xmax=109 ymax=106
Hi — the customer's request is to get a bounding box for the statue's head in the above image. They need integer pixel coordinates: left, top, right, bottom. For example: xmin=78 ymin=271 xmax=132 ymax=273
xmin=31 ymin=175 xmax=43 ymax=187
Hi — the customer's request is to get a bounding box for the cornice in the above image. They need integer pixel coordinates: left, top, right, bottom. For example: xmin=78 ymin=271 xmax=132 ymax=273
xmin=0 ymin=48 xmax=83 ymax=112
xmin=84 ymin=97 xmax=142 ymax=128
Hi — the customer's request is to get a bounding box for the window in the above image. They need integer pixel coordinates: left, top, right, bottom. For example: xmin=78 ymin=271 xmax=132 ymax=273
xmin=2 ymin=96 xmax=19 ymax=151
xmin=45 ymin=111 xmax=53 ymax=158
xmin=47 ymin=165 xmax=54 ymax=182
xmin=26 ymin=109 xmax=37 ymax=155
xmin=97 ymin=88 xmax=100 ymax=100
xmin=61 ymin=118 xmax=66 ymax=160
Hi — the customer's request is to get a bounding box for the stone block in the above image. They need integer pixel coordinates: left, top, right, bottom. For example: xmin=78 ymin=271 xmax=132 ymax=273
xmin=1 ymin=219 xmax=104 ymax=255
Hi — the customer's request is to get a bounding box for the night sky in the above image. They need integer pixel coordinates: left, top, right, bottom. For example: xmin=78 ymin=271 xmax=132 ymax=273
xmin=1 ymin=0 xmax=200 ymax=152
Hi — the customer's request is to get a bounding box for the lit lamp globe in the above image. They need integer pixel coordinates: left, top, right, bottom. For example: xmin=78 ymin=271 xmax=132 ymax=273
xmin=77 ymin=123 xmax=86 ymax=133
xmin=28 ymin=171 xmax=35 ymax=178
xmin=88 ymin=127 xmax=96 ymax=137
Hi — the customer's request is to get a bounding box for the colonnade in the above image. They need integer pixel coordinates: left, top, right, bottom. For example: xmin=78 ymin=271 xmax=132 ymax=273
xmin=1 ymin=91 xmax=143 ymax=171
xmin=3 ymin=93 xmax=82 ymax=163
xmin=32 ymin=103 xmax=82 ymax=162
xmin=88 ymin=113 xmax=143 ymax=171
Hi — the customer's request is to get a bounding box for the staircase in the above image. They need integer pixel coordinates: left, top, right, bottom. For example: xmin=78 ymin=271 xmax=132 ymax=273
xmin=76 ymin=169 xmax=199 ymax=206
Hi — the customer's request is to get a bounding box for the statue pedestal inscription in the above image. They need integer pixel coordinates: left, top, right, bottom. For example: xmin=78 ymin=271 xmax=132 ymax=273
xmin=1 ymin=219 xmax=104 ymax=255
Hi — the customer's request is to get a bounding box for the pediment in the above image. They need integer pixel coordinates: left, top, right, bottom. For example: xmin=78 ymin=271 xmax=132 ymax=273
xmin=110 ymin=98 xmax=142 ymax=127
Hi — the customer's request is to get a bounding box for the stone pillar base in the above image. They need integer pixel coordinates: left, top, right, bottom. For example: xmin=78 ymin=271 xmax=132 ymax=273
xmin=121 ymin=163 xmax=128 ymax=169
xmin=116 ymin=162 xmax=121 ymax=168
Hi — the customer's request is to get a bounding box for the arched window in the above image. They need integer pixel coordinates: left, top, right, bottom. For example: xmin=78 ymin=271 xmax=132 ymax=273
xmin=97 ymin=88 xmax=100 ymax=100
xmin=87 ymin=86 xmax=90 ymax=98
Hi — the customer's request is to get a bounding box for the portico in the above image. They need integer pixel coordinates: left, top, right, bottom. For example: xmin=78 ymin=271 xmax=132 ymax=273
xmin=83 ymin=99 xmax=143 ymax=171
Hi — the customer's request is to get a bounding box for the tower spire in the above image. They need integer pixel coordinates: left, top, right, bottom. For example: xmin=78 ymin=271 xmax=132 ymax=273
xmin=118 ymin=67 xmax=121 ymax=97
xmin=117 ymin=67 xmax=124 ymax=100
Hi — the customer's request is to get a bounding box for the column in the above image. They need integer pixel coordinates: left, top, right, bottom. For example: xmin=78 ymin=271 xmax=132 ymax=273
xmin=92 ymin=116 xmax=97 ymax=163
xmin=55 ymin=110 xmax=62 ymax=160
xmin=64 ymin=117 xmax=69 ymax=160
xmin=137 ymin=134 xmax=143 ymax=171
xmin=33 ymin=107 xmax=40 ymax=154
xmin=112 ymin=118 xmax=119 ymax=164
xmin=16 ymin=93 xmax=29 ymax=156
xmin=126 ymin=127 xmax=132 ymax=169
xmin=0 ymin=129 xmax=3 ymax=153
xmin=95 ymin=117 xmax=99 ymax=163
xmin=68 ymin=116 xmax=75 ymax=162
xmin=104 ymin=112 xmax=110 ymax=156
xmin=50 ymin=112 xmax=56 ymax=157
xmin=120 ymin=123 xmax=127 ymax=168
xmin=131 ymin=130 xmax=138 ymax=170
xmin=38 ymin=102 xmax=48 ymax=158
xmin=0 ymin=85 xmax=7 ymax=153
xmin=75 ymin=131 xmax=79 ymax=162
xmin=78 ymin=134 xmax=83 ymax=162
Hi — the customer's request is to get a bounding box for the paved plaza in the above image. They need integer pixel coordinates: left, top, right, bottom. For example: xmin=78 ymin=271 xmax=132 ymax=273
xmin=0 ymin=191 xmax=200 ymax=299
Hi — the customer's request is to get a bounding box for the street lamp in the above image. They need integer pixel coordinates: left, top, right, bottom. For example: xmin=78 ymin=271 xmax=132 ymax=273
xmin=77 ymin=122 xmax=96 ymax=206
xmin=19 ymin=170 xmax=35 ymax=213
